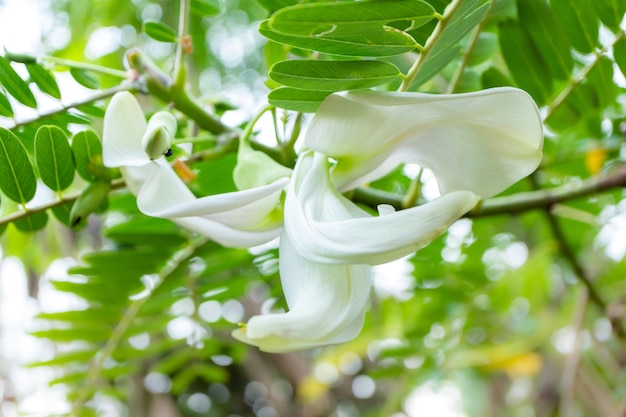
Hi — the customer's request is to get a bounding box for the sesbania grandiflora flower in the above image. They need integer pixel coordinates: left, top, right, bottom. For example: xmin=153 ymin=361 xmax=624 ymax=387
xmin=237 ymin=87 xmax=543 ymax=352
xmin=102 ymin=91 xmax=291 ymax=247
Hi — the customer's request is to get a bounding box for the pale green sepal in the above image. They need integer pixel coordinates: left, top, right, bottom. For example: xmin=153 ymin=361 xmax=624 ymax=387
xmin=233 ymin=141 xmax=292 ymax=191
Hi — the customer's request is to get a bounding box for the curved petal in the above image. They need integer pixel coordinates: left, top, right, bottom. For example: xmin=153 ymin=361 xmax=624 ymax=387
xmin=232 ymin=232 xmax=371 ymax=353
xmin=304 ymin=87 xmax=543 ymax=198
xmin=136 ymin=160 xmax=287 ymax=247
xmin=173 ymin=217 xmax=282 ymax=248
xmin=102 ymin=92 xmax=150 ymax=167
xmin=284 ymin=150 xmax=479 ymax=265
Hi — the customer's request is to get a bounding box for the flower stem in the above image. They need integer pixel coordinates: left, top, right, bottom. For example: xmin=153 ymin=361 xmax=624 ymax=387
xmin=42 ymin=56 xmax=127 ymax=78
xmin=7 ymin=84 xmax=131 ymax=130
xmin=398 ymin=0 xmax=464 ymax=92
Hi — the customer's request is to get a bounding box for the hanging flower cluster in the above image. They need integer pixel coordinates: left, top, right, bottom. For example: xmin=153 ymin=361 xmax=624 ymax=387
xmin=103 ymin=88 xmax=543 ymax=353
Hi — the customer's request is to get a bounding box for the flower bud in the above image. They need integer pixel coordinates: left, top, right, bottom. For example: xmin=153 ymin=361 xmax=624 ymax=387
xmin=142 ymin=111 xmax=177 ymax=159
xmin=70 ymin=181 xmax=111 ymax=227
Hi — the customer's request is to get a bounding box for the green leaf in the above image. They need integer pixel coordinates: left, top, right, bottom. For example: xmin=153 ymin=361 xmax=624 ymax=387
xmin=34 ymin=126 xmax=75 ymax=192
xmin=411 ymin=0 xmax=491 ymax=88
xmin=264 ymin=41 xmax=288 ymax=74
xmin=260 ymin=0 xmax=436 ymax=57
xmin=269 ymin=0 xmax=436 ymax=36
xmin=26 ymin=63 xmax=61 ymax=99
xmin=550 ymin=0 xmax=599 ymax=54
xmin=70 ymin=67 xmax=100 ymax=89
xmin=13 ymin=212 xmax=48 ymax=232
xmin=587 ymin=56 xmax=617 ymax=110
xmin=267 ymin=87 xmax=331 ymax=112
xmin=592 ymin=0 xmax=626 ymax=31
xmin=191 ymin=0 xmax=221 ymax=16
xmin=0 ymin=92 xmax=13 ymax=117
xmin=480 ymin=66 xmax=513 ymax=89
xmin=466 ymin=32 xmax=498 ymax=67
xmin=51 ymin=202 xmax=74 ymax=227
xmin=0 ymin=128 xmax=37 ymax=204
xmin=259 ymin=20 xmax=420 ymax=57
xmin=498 ymin=20 xmax=552 ymax=105
xmin=270 ymin=60 xmax=401 ymax=91
xmin=143 ymin=19 xmax=178 ymax=43
xmin=71 ymin=130 xmax=103 ymax=182
xmin=3 ymin=50 xmax=37 ymax=64
xmin=517 ymin=0 xmax=573 ymax=80
xmin=257 ymin=0 xmax=299 ymax=12
xmin=613 ymin=37 xmax=626 ymax=79
xmin=0 ymin=56 xmax=37 ymax=108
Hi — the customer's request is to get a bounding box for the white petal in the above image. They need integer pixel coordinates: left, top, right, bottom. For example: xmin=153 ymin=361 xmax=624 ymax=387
xmin=304 ymin=87 xmax=543 ymax=198
xmin=136 ymin=160 xmax=287 ymax=247
xmin=102 ymin=92 xmax=150 ymax=167
xmin=285 ymin=151 xmax=479 ymax=265
xmin=232 ymin=232 xmax=371 ymax=353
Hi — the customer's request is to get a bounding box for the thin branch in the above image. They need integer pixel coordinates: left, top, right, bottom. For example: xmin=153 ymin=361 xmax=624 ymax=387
xmin=398 ymin=0 xmax=464 ymax=92
xmin=353 ymin=164 xmax=626 ymax=215
xmin=446 ymin=0 xmax=494 ymax=94
xmin=545 ymin=29 xmax=625 ymax=121
xmin=71 ymin=235 xmax=211 ymax=416
xmin=7 ymin=84 xmax=131 ymax=130
xmin=173 ymin=0 xmax=190 ymax=90
xmin=526 ymin=172 xmax=626 ymax=340
xmin=559 ymin=290 xmax=588 ymax=417
xmin=469 ymin=165 xmax=626 ymax=217
xmin=42 ymin=56 xmax=128 ymax=78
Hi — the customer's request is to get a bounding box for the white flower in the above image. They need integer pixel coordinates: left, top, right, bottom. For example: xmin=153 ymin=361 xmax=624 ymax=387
xmin=235 ymin=87 xmax=543 ymax=352
xmin=102 ymin=92 xmax=291 ymax=247
xmin=286 ymin=87 xmax=543 ymax=265
xmin=231 ymin=232 xmax=371 ymax=353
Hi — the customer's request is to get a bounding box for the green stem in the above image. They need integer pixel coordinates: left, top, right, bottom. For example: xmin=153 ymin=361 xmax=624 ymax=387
xmin=352 ymin=164 xmax=626 ymax=216
xmin=7 ymin=84 xmax=131 ymax=130
xmin=173 ymin=0 xmax=190 ymax=91
xmin=469 ymin=165 xmax=626 ymax=217
xmin=0 ymin=179 xmax=125 ymax=227
xmin=71 ymin=235 xmax=211 ymax=416
xmin=398 ymin=0 xmax=464 ymax=92
xmin=402 ymin=168 xmax=422 ymax=209
xmin=126 ymin=49 xmax=229 ymax=135
xmin=544 ymin=29 xmax=625 ymax=121
xmin=240 ymin=105 xmax=273 ymax=146
xmin=446 ymin=0 xmax=494 ymax=93
xmin=42 ymin=56 xmax=127 ymax=78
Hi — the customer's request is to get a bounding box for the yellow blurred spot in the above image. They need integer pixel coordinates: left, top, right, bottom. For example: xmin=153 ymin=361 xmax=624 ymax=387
xmin=173 ymin=159 xmax=197 ymax=182
xmin=297 ymin=376 xmax=329 ymax=404
xmin=484 ymin=352 xmax=542 ymax=378
xmin=585 ymin=147 xmax=607 ymax=175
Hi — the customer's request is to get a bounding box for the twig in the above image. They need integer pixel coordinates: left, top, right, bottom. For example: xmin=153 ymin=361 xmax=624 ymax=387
xmin=446 ymin=0 xmax=495 ymax=94
xmin=545 ymin=29 xmax=625 ymax=121
xmin=352 ymin=164 xmax=626 ymax=215
xmin=559 ymin=290 xmax=588 ymax=417
xmin=398 ymin=0 xmax=463 ymax=92
xmin=7 ymin=84 xmax=131 ymax=130
xmin=527 ymin=174 xmax=626 ymax=340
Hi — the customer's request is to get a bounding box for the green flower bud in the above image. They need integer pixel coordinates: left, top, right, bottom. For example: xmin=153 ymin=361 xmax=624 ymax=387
xmin=142 ymin=111 xmax=177 ymax=159
xmin=69 ymin=181 xmax=111 ymax=227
